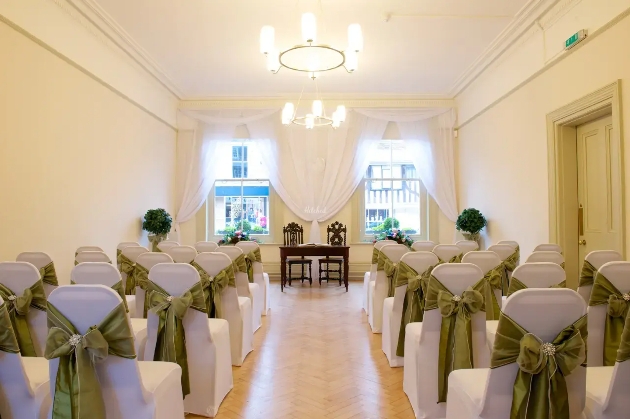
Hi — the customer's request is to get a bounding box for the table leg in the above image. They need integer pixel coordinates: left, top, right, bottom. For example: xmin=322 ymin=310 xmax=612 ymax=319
xmin=280 ymin=254 xmax=286 ymax=292
xmin=344 ymin=251 xmax=349 ymax=292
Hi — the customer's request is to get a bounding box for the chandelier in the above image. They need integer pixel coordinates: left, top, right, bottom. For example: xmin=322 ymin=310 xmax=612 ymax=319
xmin=281 ymin=100 xmax=346 ymax=129
xmin=260 ymin=12 xmax=363 ymax=78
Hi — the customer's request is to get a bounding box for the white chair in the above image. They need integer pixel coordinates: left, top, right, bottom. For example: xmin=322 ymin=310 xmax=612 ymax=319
xmin=365 ymin=240 xmax=389 ymax=316
xmin=145 ymin=263 xmax=232 ymax=416
xmin=16 ymin=252 xmax=57 ymax=297
xmin=497 ymin=240 xmax=519 ymax=249
xmin=236 ymin=241 xmax=270 ymax=316
xmin=578 ymin=251 xmax=623 ymax=303
xmin=411 ymin=241 xmax=437 ymax=252
xmin=487 ymin=244 xmax=517 ymax=262
xmin=526 ymin=250 xmax=565 ymax=266
xmin=71 ymin=262 xmax=148 ymax=360
xmin=195 ymin=241 xmax=219 ymax=253
xmin=157 ymin=240 xmax=180 ymax=253
xmin=369 ymin=244 xmax=409 ymax=333
xmin=404 ymin=263 xmax=488 ymax=419
xmin=432 ymin=244 xmax=463 ymax=263
xmin=461 ymin=251 xmax=504 ymax=319
xmin=134 ymin=252 xmax=174 ymax=318
xmin=194 ymin=253 xmax=253 ymax=366
xmin=119 ymin=245 xmax=150 ymax=318
xmin=382 ymin=251 xmax=438 ymax=367
xmin=534 ymin=243 xmax=563 ymax=253
xmin=75 ymin=251 xmax=111 ymax=264
xmin=0 ymin=295 xmax=51 ymax=419
xmin=0 ymin=262 xmax=47 ymax=357
xmin=587 ymin=261 xmax=630 ymax=368
xmin=456 ymin=240 xmax=479 ymax=254
xmin=47 ymin=285 xmax=185 ymax=419
xmin=216 ymin=246 xmax=262 ymax=332
xmin=75 ymin=245 xmax=104 ymax=254
xmin=166 ymin=245 xmax=197 ymax=263
xmin=117 ymin=241 xmax=140 ymax=269
xmin=446 ymin=289 xmax=586 ymax=419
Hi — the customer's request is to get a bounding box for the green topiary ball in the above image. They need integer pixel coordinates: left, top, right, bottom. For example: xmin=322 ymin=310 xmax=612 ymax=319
xmin=142 ymin=208 xmax=172 ymax=236
xmin=455 ymin=208 xmax=487 ymax=235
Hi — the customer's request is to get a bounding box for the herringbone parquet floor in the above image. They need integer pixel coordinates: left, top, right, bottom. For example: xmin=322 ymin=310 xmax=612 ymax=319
xmin=188 ymin=281 xmax=414 ymax=419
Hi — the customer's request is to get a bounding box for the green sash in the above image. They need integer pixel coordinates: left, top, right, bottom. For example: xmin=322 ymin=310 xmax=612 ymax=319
xmin=491 ymin=313 xmax=587 ymax=419
xmin=45 ymin=302 xmax=136 ymax=419
xmin=578 ymin=260 xmax=597 ymax=289
xmin=473 ymin=265 xmax=505 ymax=320
xmin=147 ymin=280 xmax=206 ymax=397
xmin=437 ymin=254 xmax=463 ymax=264
xmin=0 ymin=302 xmax=20 ymax=354
xmin=191 ymin=262 xmax=234 ymax=318
xmin=0 ymin=281 xmax=47 ymax=357
xmin=70 ymin=280 xmax=129 ymax=313
xmin=588 ymin=272 xmax=630 ymax=366
xmin=506 ymin=277 xmax=566 ymax=297
xmin=244 ymin=249 xmax=262 ymax=283
xmin=232 ymin=254 xmax=248 ymax=275
xmin=501 ymin=247 xmax=520 ymax=294
xmin=119 ymin=254 xmax=137 ymax=295
xmin=395 ymin=262 xmax=434 ymax=357
xmin=377 ymin=251 xmax=386 ymax=271
xmin=371 ymin=248 xmax=380 ymax=264
xmin=616 ymin=311 xmax=630 ymax=363
xmin=39 ymin=262 xmax=59 ymax=287
xmin=425 ymin=277 xmax=484 ymax=403
xmin=132 ymin=263 xmax=151 ymax=318
xmin=383 ymin=258 xmax=399 ymax=298
xmin=116 ymin=249 xmax=122 ymax=266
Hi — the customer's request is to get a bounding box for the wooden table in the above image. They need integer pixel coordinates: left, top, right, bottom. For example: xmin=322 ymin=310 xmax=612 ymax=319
xmin=280 ymin=245 xmax=350 ymax=292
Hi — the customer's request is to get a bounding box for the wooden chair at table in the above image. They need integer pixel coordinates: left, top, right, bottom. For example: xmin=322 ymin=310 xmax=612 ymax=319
xmin=283 ymin=222 xmax=312 ymax=285
xmin=319 ymin=221 xmax=347 ymax=286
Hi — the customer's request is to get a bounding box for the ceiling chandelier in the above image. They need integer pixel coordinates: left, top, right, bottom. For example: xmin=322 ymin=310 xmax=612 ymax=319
xmin=260 ymin=12 xmax=363 ymax=78
xmin=281 ymin=99 xmax=346 ymax=129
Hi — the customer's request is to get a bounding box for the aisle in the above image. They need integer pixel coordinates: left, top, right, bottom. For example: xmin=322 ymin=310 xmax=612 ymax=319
xmin=190 ymin=282 xmax=414 ymax=419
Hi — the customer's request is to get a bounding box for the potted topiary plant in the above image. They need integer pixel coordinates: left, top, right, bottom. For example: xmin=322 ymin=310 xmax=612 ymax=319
xmin=142 ymin=208 xmax=172 ymax=251
xmin=456 ymin=208 xmax=487 ymax=245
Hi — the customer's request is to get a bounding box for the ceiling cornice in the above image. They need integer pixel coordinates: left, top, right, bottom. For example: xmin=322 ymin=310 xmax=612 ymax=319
xmin=179 ymin=98 xmax=456 ymax=110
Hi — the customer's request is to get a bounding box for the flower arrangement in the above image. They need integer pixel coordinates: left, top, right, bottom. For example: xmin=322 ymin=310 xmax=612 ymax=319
xmin=218 ymin=230 xmax=260 ymax=245
xmin=374 ymin=228 xmax=414 ymax=248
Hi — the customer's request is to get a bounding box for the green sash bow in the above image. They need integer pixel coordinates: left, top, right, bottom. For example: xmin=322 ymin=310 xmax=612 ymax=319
xmin=473 ymin=266 xmax=505 ymax=320
xmin=501 ymin=247 xmax=520 ymax=294
xmin=383 ymin=258 xmax=399 ymax=298
xmin=244 ymin=249 xmax=262 ymax=283
xmin=506 ymin=277 xmax=566 ymax=297
xmin=490 ymin=313 xmax=587 ymax=419
xmin=190 ymin=262 xmax=234 ymax=319
xmin=147 ymin=280 xmax=206 ymax=397
xmin=578 ymin=260 xmax=597 ymax=289
xmin=588 ymin=272 xmax=630 ymax=366
xmin=132 ymin=263 xmax=151 ymax=318
xmin=45 ymin=302 xmax=136 ymax=419
xmin=119 ymin=254 xmax=137 ymax=295
xmin=395 ymin=262 xmax=434 ymax=357
xmin=616 ymin=311 xmax=630 ymax=363
xmin=437 ymin=254 xmax=463 ymax=264
xmin=0 ymin=302 xmax=20 ymax=354
xmin=0 ymin=281 xmax=47 ymax=357
xmin=39 ymin=262 xmax=59 ymax=287
xmin=425 ymin=277 xmax=484 ymax=403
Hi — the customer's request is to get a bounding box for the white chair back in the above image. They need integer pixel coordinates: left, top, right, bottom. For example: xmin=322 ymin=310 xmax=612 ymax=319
xmin=0 ymin=262 xmax=47 ymax=357
xmin=482 ymin=289 xmax=586 ymax=418
xmin=380 ymin=244 xmax=410 ymax=264
xmin=487 ymin=244 xmax=516 ymax=261
xmin=195 ymin=241 xmax=219 ymax=253
xmin=525 ymin=251 xmax=565 ymax=266
xmin=193 ymin=253 xmax=239 ymax=314
xmin=397 ymin=251 xmax=438 ymax=306
xmin=156 ymin=241 xmax=179 ymax=253
xmin=166 ymin=245 xmax=197 ymax=263
xmin=462 ymin=251 xmax=503 ymax=312
xmin=455 ymin=240 xmax=479 ymax=254
xmin=509 ymin=262 xmax=565 ymax=289
xmin=215 ymin=247 xmax=250 ymax=298
xmin=236 ymin=241 xmax=263 ymax=274
xmin=587 ymin=261 xmax=630 ymax=367
xmin=605 ymin=322 xmax=630 ymax=417
xmin=497 ymin=240 xmax=519 ymax=249
xmin=534 ymin=243 xmax=563 ymax=253
xmin=120 ymin=246 xmax=149 ymax=294
xmin=411 ymin=241 xmax=436 ymax=252
xmin=432 ymin=244 xmax=462 ymax=262
xmin=134 ymin=253 xmax=173 ymax=316
xmin=374 ymin=240 xmax=390 ymax=250
xmin=578 ymin=250 xmax=623 ymax=302
xmin=117 ymin=242 xmax=140 ymax=251
xmin=369 ymin=241 xmax=389 ymax=281
xmin=16 ymin=251 xmax=56 ymax=296
xmin=76 ymin=246 xmax=104 ymax=254
xmin=71 ymin=262 xmax=121 ymax=287
xmin=75 ymin=251 xmax=111 ymax=264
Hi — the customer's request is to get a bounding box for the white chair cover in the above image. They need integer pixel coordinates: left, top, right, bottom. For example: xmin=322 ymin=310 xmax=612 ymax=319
xmin=120 ymin=246 xmax=150 ymax=319
xmin=216 ymin=246 xmax=262 ymax=332
xmin=456 ymin=240 xmax=479 ymax=254
xmin=166 ymin=245 xmax=197 ymax=263
xmin=117 ymin=242 xmax=141 ymax=269
xmin=364 ymin=240 xmax=389 ymax=315
xmin=16 ymin=252 xmax=57 ymax=297
xmin=432 ymin=244 xmax=462 ymax=262
xmin=369 ymin=244 xmax=409 ymax=333
xmin=587 ymin=261 xmax=630 ymax=368
xmin=534 ymin=243 xmax=563 ymax=253
xmin=0 ymin=295 xmax=51 ymax=419
xmin=195 ymin=241 xmax=219 ymax=253
xmin=487 ymin=244 xmax=516 ymax=261
xmin=194 ymin=253 xmax=253 ymax=366
xmin=446 ymin=289 xmax=586 ymax=419
xmin=47 ymin=285 xmax=185 ymax=419
xmin=145 ymin=264 xmax=233 ymax=416
xmin=236 ymin=241 xmax=270 ymax=316
xmin=411 ymin=241 xmax=437 ymax=252
xmin=461 ymin=251 xmax=503 ymax=314
xmin=134 ymin=252 xmax=174 ymax=318
xmin=526 ymin=251 xmax=565 ymax=266
xmin=497 ymin=240 xmax=519 ymax=249
xmin=157 ymin=241 xmax=180 ymax=253
xmin=404 ymin=263 xmax=488 ymax=419
xmin=578 ymin=250 xmax=623 ymax=303
xmin=0 ymin=262 xmax=48 ymax=357
xmin=75 ymin=251 xmax=111 ymax=264
xmin=75 ymin=245 xmax=104 ymax=254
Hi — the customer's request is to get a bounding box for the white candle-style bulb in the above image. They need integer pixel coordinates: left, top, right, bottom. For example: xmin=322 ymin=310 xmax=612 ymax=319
xmin=302 ymin=13 xmax=317 ymax=43
xmin=348 ymin=24 xmax=363 ymax=52
xmin=336 ymin=105 xmax=346 ymax=122
xmin=312 ymin=100 xmax=323 ymax=118
xmin=332 ymin=111 xmax=341 ymax=128
xmin=266 ymin=49 xmax=280 ymax=72
xmin=282 ymin=102 xmax=294 ymax=125
xmin=305 ymin=114 xmax=315 ymax=129
xmin=260 ymin=26 xmax=275 ymax=54
xmin=345 ymin=50 xmax=358 ymax=72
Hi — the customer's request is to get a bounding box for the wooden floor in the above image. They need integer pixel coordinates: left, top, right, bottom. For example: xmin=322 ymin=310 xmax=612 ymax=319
xmin=189 ymin=281 xmax=414 ymax=419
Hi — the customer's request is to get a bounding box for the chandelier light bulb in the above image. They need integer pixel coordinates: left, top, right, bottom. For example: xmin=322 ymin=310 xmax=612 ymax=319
xmin=348 ymin=24 xmax=363 ymax=52
xmin=335 ymin=105 xmax=346 ymax=122
xmin=260 ymin=26 xmax=275 ymax=54
xmin=282 ymin=102 xmax=295 ymax=125
xmin=301 ymin=13 xmax=317 ymax=43
xmin=266 ymin=49 xmax=280 ymax=72
xmin=332 ymin=111 xmax=341 ymax=128
xmin=305 ymin=114 xmax=315 ymax=129
xmin=312 ymin=100 xmax=323 ymax=118
xmin=345 ymin=49 xmax=358 ymax=72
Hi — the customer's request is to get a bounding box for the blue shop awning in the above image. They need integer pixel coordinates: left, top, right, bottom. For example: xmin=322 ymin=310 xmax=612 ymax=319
xmin=216 ymin=185 xmax=270 ymax=197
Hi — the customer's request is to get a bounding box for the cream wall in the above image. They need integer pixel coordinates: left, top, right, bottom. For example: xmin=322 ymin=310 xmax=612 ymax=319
xmin=0 ymin=21 xmax=177 ymax=282
xmin=456 ymin=12 xmax=630 ymax=265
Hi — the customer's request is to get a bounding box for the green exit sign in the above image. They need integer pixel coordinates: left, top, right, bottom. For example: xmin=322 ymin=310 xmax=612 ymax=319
xmin=565 ymin=30 xmax=587 ymax=50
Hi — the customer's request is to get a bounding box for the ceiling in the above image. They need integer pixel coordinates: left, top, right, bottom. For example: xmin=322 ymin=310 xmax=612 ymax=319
xmin=91 ymin=0 xmax=531 ymax=99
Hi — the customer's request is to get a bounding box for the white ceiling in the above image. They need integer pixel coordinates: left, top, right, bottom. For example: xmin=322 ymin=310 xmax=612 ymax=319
xmin=92 ymin=0 xmax=531 ymax=99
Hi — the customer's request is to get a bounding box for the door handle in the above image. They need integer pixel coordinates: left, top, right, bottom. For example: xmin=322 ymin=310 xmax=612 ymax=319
xmin=579 ymin=239 xmax=587 ymax=246
xmin=578 ymin=204 xmax=584 ymax=236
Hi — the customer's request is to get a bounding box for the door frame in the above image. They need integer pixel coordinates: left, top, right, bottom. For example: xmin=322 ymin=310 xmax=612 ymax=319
xmin=546 ymin=81 xmax=624 ymax=287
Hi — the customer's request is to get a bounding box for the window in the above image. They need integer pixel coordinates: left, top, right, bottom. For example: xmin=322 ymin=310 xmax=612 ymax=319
xmin=362 ymin=140 xmax=426 ymax=239
xmin=211 ymin=141 xmax=270 ymax=236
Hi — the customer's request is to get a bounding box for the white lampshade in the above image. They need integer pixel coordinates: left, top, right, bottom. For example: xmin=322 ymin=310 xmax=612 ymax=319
xmin=312 ymin=100 xmax=323 ymax=118
xmin=266 ymin=49 xmax=280 ymax=72
xmin=345 ymin=50 xmax=358 ymax=72
xmin=336 ymin=105 xmax=346 ymax=122
xmin=302 ymin=13 xmax=317 ymax=43
xmin=305 ymin=114 xmax=315 ymax=129
xmin=332 ymin=111 xmax=341 ymax=128
xmin=260 ymin=26 xmax=275 ymax=54
xmin=282 ymin=102 xmax=294 ymax=125
xmin=348 ymin=24 xmax=363 ymax=52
